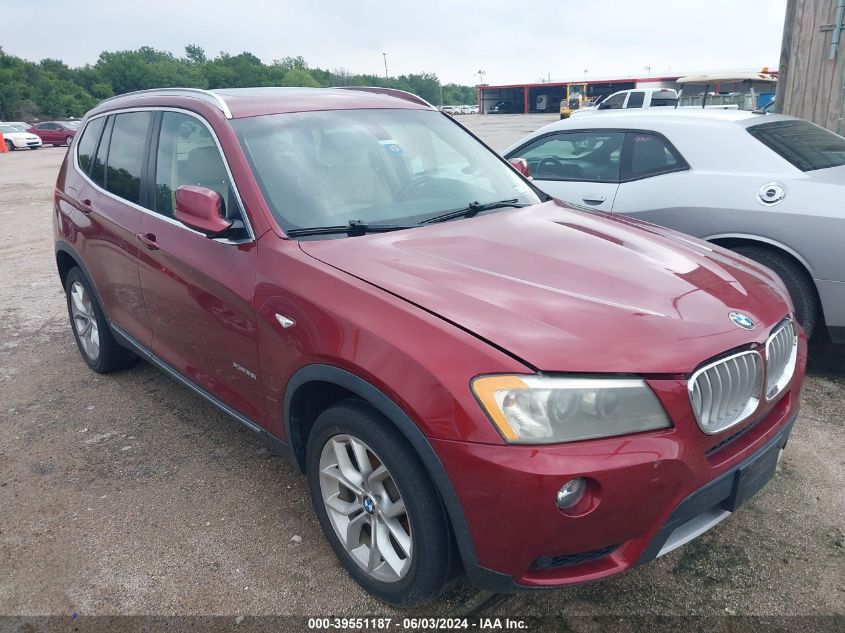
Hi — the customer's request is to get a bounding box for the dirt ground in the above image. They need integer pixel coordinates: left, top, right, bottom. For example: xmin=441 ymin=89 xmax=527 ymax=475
xmin=0 ymin=116 xmax=843 ymax=625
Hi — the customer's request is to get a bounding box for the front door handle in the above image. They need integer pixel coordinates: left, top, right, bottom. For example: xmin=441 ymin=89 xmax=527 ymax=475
xmin=137 ymin=233 xmax=159 ymax=250
xmin=78 ymin=199 xmax=92 ymax=215
xmin=582 ymin=195 xmax=606 ymax=204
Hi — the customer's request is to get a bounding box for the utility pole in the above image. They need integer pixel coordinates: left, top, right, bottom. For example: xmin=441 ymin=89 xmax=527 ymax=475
xmin=383 ymin=52 xmax=389 ymax=87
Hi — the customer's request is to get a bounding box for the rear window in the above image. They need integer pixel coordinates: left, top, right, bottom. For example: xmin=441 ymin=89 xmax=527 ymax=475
xmin=748 ymin=120 xmax=845 ymax=171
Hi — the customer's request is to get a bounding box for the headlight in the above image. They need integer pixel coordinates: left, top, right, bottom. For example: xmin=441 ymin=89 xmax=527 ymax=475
xmin=471 ymin=375 xmax=671 ymax=444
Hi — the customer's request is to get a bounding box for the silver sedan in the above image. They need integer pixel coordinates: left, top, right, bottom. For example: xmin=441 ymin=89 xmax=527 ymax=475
xmin=504 ymin=109 xmax=845 ymax=341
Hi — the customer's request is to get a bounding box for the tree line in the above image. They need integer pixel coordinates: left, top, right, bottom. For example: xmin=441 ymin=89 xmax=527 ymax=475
xmin=0 ymin=45 xmax=479 ymax=121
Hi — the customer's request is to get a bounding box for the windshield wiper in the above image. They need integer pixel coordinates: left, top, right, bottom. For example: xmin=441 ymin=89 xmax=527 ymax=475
xmin=286 ymin=220 xmax=413 ymax=238
xmin=420 ymin=199 xmax=526 ymax=225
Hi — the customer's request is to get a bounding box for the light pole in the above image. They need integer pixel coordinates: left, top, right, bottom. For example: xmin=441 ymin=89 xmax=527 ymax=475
xmin=383 ymin=52 xmax=389 ymax=87
xmin=644 ymin=65 xmax=652 ymax=75
xmin=477 ymin=69 xmax=486 ymax=85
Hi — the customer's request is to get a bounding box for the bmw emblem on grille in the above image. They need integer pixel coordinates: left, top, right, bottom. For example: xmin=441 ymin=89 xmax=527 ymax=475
xmin=729 ymin=312 xmax=755 ymax=330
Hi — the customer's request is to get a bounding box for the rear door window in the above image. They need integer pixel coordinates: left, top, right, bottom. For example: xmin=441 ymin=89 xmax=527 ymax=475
xmin=748 ymin=120 xmax=845 ymax=171
xmin=76 ymin=117 xmax=106 ymax=175
xmin=104 ymin=112 xmax=154 ymax=206
xmin=626 ymin=92 xmax=645 ymax=108
xmin=622 ymin=132 xmax=688 ymax=180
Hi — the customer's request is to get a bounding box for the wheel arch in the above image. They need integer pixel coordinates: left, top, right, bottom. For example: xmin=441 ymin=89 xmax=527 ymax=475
xmin=705 ymin=233 xmax=815 ymax=278
xmin=707 ymin=233 xmax=824 ymax=325
xmin=283 ymin=363 xmax=478 ymax=566
xmin=55 ymin=242 xmax=107 ymax=310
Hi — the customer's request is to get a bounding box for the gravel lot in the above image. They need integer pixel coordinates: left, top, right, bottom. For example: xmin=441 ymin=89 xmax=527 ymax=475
xmin=0 ymin=115 xmax=843 ymax=626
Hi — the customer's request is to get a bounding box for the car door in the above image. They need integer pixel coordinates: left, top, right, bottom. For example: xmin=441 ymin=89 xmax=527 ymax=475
xmin=610 ymin=130 xmax=693 ymax=223
xmin=136 ymin=110 xmax=264 ymax=421
xmin=508 ymin=130 xmax=624 ymax=211
xmin=70 ymin=112 xmax=154 ymax=347
xmin=34 ymin=123 xmax=54 ymax=143
xmin=55 ymin=124 xmax=72 ymax=144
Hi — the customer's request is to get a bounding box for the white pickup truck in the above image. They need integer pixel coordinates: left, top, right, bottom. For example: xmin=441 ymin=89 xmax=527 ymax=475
xmin=571 ymin=88 xmax=679 ymax=116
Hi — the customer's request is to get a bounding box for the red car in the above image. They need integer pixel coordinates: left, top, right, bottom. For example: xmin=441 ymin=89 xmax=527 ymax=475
xmin=28 ymin=120 xmax=79 ymax=146
xmin=53 ymin=87 xmax=805 ymax=607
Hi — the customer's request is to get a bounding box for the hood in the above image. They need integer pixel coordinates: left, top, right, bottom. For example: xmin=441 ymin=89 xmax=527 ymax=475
xmin=299 ymin=202 xmax=792 ymax=374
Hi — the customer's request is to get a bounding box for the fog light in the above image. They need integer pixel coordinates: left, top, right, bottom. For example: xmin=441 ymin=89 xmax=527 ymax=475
xmin=556 ymin=478 xmax=586 ymax=510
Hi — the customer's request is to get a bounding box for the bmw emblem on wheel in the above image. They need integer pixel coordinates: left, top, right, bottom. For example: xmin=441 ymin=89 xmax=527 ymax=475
xmin=729 ymin=312 xmax=755 ymax=330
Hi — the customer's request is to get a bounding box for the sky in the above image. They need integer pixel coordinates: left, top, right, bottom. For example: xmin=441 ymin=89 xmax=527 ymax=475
xmin=3 ymin=0 xmax=787 ymax=85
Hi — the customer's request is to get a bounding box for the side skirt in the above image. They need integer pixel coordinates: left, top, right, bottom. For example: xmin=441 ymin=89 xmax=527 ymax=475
xmin=110 ymin=322 xmax=295 ymax=462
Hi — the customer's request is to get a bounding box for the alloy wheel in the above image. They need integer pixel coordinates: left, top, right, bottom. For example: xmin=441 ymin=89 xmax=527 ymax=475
xmin=65 ymin=136 xmax=73 ymax=146
xmin=318 ymin=434 xmax=413 ymax=583
xmin=70 ymin=281 xmax=100 ymax=361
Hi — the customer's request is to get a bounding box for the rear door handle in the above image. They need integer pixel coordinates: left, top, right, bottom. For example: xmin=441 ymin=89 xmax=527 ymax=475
xmin=137 ymin=233 xmax=159 ymax=250
xmin=582 ymin=195 xmax=606 ymax=204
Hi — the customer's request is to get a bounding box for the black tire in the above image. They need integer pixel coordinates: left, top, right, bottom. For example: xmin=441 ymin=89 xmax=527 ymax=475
xmin=4 ymin=140 xmax=13 ymax=151
xmin=64 ymin=267 xmax=137 ymax=373
xmin=65 ymin=136 xmax=73 ymax=146
xmin=306 ymin=399 xmax=454 ymax=607
xmin=732 ymin=246 xmax=818 ymax=337
xmin=29 ymin=146 xmax=39 ymax=150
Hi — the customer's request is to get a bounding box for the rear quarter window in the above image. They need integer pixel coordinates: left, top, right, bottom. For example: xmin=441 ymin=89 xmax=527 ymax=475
xmin=76 ymin=117 xmax=105 ymax=174
xmin=748 ymin=120 xmax=845 ymax=171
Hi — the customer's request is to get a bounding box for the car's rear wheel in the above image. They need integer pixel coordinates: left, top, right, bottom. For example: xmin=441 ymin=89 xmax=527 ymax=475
xmin=65 ymin=136 xmax=73 ymax=146
xmin=306 ymin=400 xmax=453 ymax=607
xmin=65 ymin=267 xmax=136 ymax=373
xmin=732 ymin=246 xmax=818 ymax=337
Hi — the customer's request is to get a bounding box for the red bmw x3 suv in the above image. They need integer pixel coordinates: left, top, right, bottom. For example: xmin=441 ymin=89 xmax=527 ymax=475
xmin=54 ymin=87 xmax=806 ymax=606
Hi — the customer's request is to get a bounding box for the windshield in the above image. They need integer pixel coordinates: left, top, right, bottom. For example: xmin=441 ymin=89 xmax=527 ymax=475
xmin=232 ymin=109 xmax=540 ymax=234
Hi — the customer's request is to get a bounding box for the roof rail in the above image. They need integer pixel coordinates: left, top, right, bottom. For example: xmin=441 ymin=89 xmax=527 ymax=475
xmin=336 ymin=86 xmax=435 ymax=109
xmin=96 ymin=88 xmax=232 ymax=118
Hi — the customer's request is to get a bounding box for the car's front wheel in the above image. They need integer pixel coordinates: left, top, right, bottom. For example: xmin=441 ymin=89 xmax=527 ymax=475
xmin=65 ymin=136 xmax=73 ymax=146
xmin=306 ymin=400 xmax=453 ymax=607
xmin=4 ymin=140 xmax=13 ymax=151
xmin=65 ymin=267 xmax=137 ymax=373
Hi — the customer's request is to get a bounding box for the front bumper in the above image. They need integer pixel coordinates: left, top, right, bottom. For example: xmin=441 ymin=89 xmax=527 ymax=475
xmin=434 ymin=374 xmax=802 ymax=592
xmin=11 ymin=137 xmax=41 ymax=148
xmin=635 ymin=414 xmax=793 ymax=565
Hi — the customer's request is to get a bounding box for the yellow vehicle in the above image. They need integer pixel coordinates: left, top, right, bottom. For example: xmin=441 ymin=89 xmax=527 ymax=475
xmin=559 ymin=83 xmax=588 ymax=119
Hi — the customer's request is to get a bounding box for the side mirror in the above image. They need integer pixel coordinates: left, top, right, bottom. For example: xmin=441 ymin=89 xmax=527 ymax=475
xmin=174 ymin=185 xmax=232 ymax=236
xmin=508 ymin=157 xmax=532 ymax=179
